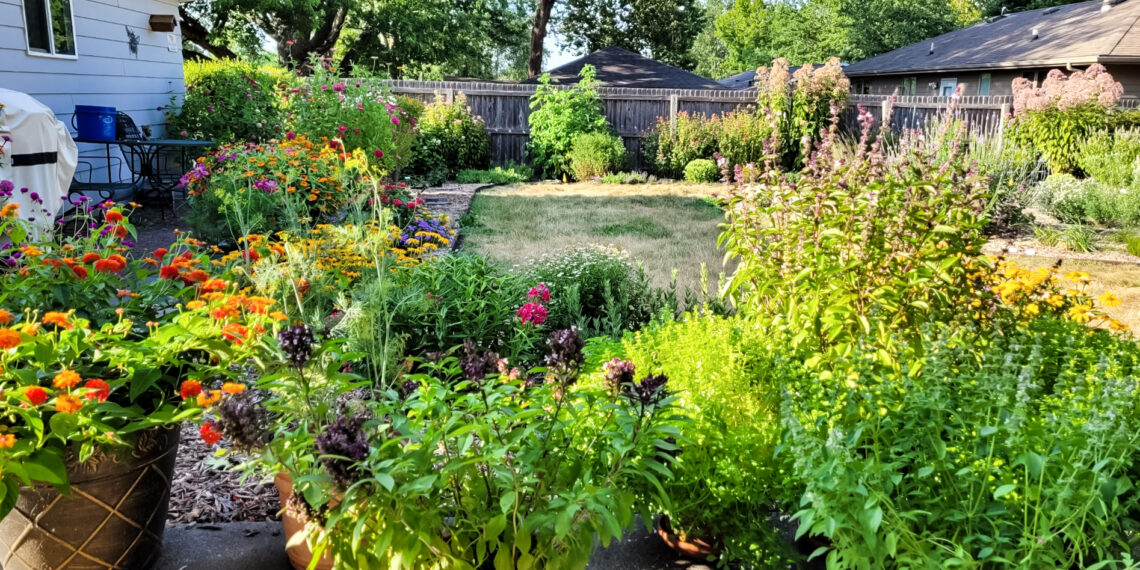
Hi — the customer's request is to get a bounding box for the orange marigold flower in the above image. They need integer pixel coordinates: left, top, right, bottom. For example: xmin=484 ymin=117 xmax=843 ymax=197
xmin=0 ymin=329 xmax=17 ymax=350
xmin=159 ymin=265 xmax=181 ymax=280
xmin=24 ymin=386 xmax=48 ymax=406
xmin=84 ymin=379 xmax=110 ymax=402
xmin=200 ymin=422 xmax=223 ymax=445
xmin=186 ymin=300 xmax=206 ymax=310
xmin=196 ymin=389 xmax=222 ymax=407
xmin=53 ymin=369 xmax=82 ymax=389
xmin=105 ymin=210 xmax=124 ymax=223
xmin=220 ymin=382 xmax=245 ymax=395
xmin=42 ymin=312 xmax=73 ymax=329
xmin=0 ymin=309 xmax=11 ymax=325
xmin=0 ymin=434 xmax=16 ymax=448
xmin=81 ymin=252 xmax=101 ymax=264
xmin=0 ymin=203 xmax=19 ymax=218
xmin=94 ymin=259 xmax=118 ymax=273
xmin=180 ymin=379 xmax=203 ymax=400
xmin=269 ymin=311 xmax=288 ymax=322
xmin=55 ymin=394 xmax=83 ymax=414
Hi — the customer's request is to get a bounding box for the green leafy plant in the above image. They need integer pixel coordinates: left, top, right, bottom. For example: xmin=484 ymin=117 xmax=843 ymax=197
xmin=1127 ymin=235 xmax=1140 ymax=257
xmin=567 ymin=131 xmax=627 ymax=181
xmin=169 ymin=59 xmax=291 ymax=143
xmin=525 ymin=245 xmax=668 ymax=338
xmin=642 ymin=112 xmax=718 ymax=179
xmin=683 ymin=158 xmax=720 ymax=183
xmin=599 ymin=171 xmax=650 ymax=184
xmin=756 ymin=57 xmax=849 ymax=168
xmin=720 ymin=107 xmax=989 ymax=366
xmin=784 ymin=319 xmax=1140 ymax=569
xmin=408 ymin=92 xmax=491 ymax=180
xmin=610 ymin=314 xmax=800 ymax=567
xmin=1032 ymin=224 xmax=1062 ymax=247
xmin=1076 ymin=129 xmax=1140 ymax=187
xmin=1060 ymin=224 xmax=1097 ymax=252
xmin=456 ymin=162 xmax=533 ymax=184
xmin=527 ymin=65 xmax=611 ymax=179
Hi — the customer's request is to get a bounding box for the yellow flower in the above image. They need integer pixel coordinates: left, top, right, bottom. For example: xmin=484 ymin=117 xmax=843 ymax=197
xmin=1097 ymin=292 xmax=1122 ymax=308
xmin=1064 ymin=271 xmax=1090 ymax=283
xmin=1067 ymin=304 xmax=1092 ymax=324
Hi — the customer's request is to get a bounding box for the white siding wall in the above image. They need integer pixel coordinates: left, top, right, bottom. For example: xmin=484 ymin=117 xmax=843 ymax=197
xmin=0 ymin=0 xmax=185 ymax=182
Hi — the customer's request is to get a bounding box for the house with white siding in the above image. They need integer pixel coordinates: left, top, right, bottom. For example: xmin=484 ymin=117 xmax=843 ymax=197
xmin=0 ymin=0 xmax=186 ymax=180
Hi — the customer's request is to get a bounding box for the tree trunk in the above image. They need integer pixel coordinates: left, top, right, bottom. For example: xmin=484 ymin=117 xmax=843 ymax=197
xmin=528 ymin=0 xmax=557 ymax=77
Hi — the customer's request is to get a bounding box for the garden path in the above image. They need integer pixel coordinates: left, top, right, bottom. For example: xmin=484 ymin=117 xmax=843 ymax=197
xmin=415 ymin=182 xmax=486 ymax=247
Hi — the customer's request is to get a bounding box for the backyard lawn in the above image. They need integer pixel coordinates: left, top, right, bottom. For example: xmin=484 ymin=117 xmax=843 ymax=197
xmin=461 ymin=181 xmax=731 ymax=293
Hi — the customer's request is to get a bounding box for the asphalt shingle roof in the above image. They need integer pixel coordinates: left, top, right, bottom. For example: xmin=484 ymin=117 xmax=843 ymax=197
xmin=522 ymin=46 xmax=727 ymax=90
xmin=845 ymin=0 xmax=1140 ymax=76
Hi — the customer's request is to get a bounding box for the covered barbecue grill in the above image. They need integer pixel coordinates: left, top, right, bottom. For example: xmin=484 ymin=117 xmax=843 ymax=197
xmin=0 ymin=88 xmax=78 ymax=238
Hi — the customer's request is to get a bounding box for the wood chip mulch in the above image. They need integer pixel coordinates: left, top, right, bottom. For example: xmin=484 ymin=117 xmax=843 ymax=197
xmin=167 ymin=423 xmax=281 ymax=524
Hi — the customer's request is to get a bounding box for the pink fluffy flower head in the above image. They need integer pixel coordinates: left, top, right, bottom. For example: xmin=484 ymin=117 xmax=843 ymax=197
xmin=517 ymin=302 xmax=548 ymax=326
xmin=527 ymin=283 xmax=551 ymax=303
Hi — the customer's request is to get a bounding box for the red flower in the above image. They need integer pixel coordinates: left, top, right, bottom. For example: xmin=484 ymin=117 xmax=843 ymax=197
xmin=110 ymin=225 xmax=128 ymax=239
xmin=24 ymin=386 xmax=48 ymax=406
xmin=199 ymin=422 xmax=222 ymax=445
xmin=72 ymin=266 xmax=88 ymax=280
xmin=84 ymin=379 xmax=110 ymax=402
xmin=222 ymin=323 xmax=248 ymax=344
xmin=180 ymin=379 xmax=202 ymax=400
xmin=105 ymin=210 xmax=123 ymax=223
xmin=241 ymin=249 xmax=259 ymax=262
xmin=159 ymin=265 xmax=180 ymax=280
xmin=94 ymin=258 xmax=118 ymax=274
xmin=184 ymin=270 xmax=209 ymax=283
xmin=81 ymin=252 xmax=101 ymax=264
xmin=153 ymin=248 xmax=168 ymax=259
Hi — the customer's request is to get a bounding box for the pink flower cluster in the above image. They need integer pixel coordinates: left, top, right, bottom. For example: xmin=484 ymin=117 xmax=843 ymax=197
xmin=1012 ymin=64 xmax=1123 ymax=116
xmin=517 ymin=283 xmax=551 ymax=326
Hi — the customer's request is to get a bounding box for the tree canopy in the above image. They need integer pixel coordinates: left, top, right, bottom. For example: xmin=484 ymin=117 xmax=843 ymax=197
xmin=554 ymin=0 xmax=706 ymax=69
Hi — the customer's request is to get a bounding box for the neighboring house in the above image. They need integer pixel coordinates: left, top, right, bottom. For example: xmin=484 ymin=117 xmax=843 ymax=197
xmin=523 ymin=46 xmax=727 ymax=90
xmin=844 ymin=0 xmax=1140 ymax=97
xmin=0 ymin=0 xmax=186 ymax=180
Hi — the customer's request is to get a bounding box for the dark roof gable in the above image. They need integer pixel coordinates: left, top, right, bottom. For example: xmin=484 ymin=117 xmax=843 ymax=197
xmin=846 ymin=0 xmax=1140 ymax=76
xmin=522 ymin=46 xmax=726 ymax=90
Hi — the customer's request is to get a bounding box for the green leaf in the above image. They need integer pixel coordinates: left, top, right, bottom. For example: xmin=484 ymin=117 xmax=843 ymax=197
xmin=375 ymin=473 xmax=395 ymax=492
xmin=25 ymin=449 xmax=68 ymax=487
xmin=500 ymin=491 xmax=516 ymax=514
xmin=993 ymin=484 xmax=1017 ymax=499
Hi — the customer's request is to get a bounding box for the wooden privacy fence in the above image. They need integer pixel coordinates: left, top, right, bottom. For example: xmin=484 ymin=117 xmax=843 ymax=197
xmin=381 ymin=80 xmax=758 ymax=171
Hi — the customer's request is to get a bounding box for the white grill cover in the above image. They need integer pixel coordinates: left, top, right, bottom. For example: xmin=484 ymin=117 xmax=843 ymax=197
xmin=0 ymin=88 xmax=78 ymax=239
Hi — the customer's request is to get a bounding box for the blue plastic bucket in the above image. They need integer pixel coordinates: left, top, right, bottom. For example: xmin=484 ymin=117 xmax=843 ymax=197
xmin=74 ymin=105 xmax=117 ymax=141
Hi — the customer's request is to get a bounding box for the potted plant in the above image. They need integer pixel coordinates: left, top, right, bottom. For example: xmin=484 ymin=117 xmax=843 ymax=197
xmin=0 ymin=200 xmax=264 ymax=569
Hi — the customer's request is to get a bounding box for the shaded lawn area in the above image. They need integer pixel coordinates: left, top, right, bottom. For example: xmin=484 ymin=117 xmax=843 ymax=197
xmin=1007 ymin=255 xmax=1140 ymax=334
xmin=460 ymin=182 xmax=731 ymax=294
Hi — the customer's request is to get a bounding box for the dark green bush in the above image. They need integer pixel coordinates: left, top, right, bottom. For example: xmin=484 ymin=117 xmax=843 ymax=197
xmin=169 ymin=59 xmax=290 ymax=143
xmin=567 ymin=131 xmax=627 ymax=181
xmin=683 ymin=158 xmax=720 ymax=182
xmin=408 ymin=92 xmax=490 ymax=181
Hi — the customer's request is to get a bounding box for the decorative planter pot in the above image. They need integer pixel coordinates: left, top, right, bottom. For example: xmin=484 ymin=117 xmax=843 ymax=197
xmin=654 ymin=514 xmax=721 ymax=561
xmin=0 ymin=426 xmax=180 ymax=570
xmin=273 ymin=472 xmax=334 ymax=570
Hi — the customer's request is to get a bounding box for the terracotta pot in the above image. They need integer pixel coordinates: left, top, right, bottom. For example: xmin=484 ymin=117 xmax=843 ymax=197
xmin=0 ymin=426 xmax=180 ymax=570
xmin=273 ymin=472 xmax=334 ymax=570
xmin=654 ymin=514 xmax=721 ymax=561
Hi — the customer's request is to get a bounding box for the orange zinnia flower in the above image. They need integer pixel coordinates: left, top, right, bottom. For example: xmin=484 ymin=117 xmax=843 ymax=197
xmin=220 ymin=382 xmax=245 ymax=395
xmin=105 ymin=210 xmax=123 ymax=223
xmin=81 ymin=252 xmax=101 ymax=264
xmin=180 ymin=379 xmax=203 ymax=400
xmin=196 ymin=389 xmax=222 ymax=407
xmin=0 ymin=329 xmax=22 ymax=350
xmin=159 ymin=265 xmax=180 ymax=280
xmin=0 ymin=434 xmax=16 ymax=448
xmin=42 ymin=312 xmax=73 ymax=329
xmin=0 ymin=310 xmax=12 ymax=325
xmin=55 ymin=394 xmax=82 ymax=414
xmin=53 ymin=369 xmax=82 ymax=389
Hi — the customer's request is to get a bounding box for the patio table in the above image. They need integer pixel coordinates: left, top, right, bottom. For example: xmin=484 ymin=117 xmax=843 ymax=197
xmin=73 ymin=137 xmax=214 ymax=215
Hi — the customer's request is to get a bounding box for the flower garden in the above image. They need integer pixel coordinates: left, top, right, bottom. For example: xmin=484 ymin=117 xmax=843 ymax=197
xmin=1 ymin=57 xmax=1139 ymax=570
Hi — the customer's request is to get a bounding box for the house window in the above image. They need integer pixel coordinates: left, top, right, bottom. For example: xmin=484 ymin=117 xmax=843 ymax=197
xmin=901 ymin=77 xmax=917 ymax=95
xmin=939 ymin=78 xmax=958 ymax=97
xmin=979 ymin=73 xmax=992 ymax=96
xmin=23 ymin=0 xmax=76 ymax=57
xmin=856 ymin=80 xmax=871 ymax=95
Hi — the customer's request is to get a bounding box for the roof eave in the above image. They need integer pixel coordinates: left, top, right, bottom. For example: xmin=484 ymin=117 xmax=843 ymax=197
xmin=845 ymin=57 xmax=1105 ymax=77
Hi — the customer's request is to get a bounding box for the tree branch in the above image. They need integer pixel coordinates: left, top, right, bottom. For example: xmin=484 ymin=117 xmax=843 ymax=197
xmin=179 ymin=6 xmax=238 ymax=60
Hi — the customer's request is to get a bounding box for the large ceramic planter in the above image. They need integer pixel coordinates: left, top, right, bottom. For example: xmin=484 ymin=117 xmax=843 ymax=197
xmin=273 ymin=472 xmax=334 ymax=570
xmin=654 ymin=514 xmax=721 ymax=561
xmin=0 ymin=426 xmax=180 ymax=570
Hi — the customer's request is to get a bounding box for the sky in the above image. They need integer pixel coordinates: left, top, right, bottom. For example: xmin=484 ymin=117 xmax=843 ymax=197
xmin=544 ymin=32 xmax=581 ymax=71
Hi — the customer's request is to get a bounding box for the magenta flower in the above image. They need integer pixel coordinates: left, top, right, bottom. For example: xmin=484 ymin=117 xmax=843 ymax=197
xmin=374 ymin=149 xmax=384 ymax=158
xmin=517 ymin=302 xmax=548 ymax=325
xmin=527 ymin=283 xmax=551 ymax=303
xmin=390 ymin=116 xmax=400 ymax=125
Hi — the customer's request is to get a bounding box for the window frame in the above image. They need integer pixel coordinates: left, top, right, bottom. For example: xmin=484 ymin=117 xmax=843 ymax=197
xmin=902 ymin=76 xmax=917 ymax=96
xmin=21 ymin=0 xmax=78 ymax=60
xmin=939 ymin=78 xmax=958 ymax=97
xmin=979 ymin=73 xmax=992 ymax=96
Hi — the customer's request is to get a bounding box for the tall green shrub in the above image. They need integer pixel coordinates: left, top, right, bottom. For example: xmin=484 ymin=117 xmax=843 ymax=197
xmin=1009 ymin=65 xmax=1123 ymax=174
xmin=527 ymin=65 xmax=610 ymax=179
xmin=755 ymin=57 xmax=849 ymax=168
xmin=1077 ymin=128 xmax=1140 ymax=187
xmin=170 ymin=59 xmax=291 ymax=142
xmin=643 ymin=112 xmax=718 ymax=179
xmin=408 ymin=92 xmax=491 ymax=182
